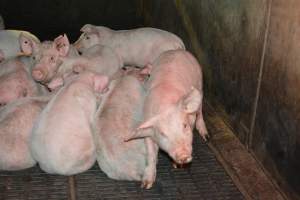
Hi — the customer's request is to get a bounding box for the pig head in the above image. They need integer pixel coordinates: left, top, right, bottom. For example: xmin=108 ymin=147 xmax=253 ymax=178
xmin=73 ymin=24 xmax=111 ymax=52
xmin=127 ymin=87 xmax=201 ymax=164
xmin=19 ymin=33 xmax=70 ymax=84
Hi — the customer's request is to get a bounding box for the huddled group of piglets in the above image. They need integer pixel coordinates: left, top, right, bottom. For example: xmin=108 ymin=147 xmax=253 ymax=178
xmin=0 ymin=18 xmax=209 ymax=189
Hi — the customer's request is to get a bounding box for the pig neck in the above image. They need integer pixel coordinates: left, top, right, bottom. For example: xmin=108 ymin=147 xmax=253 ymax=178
xmin=57 ymin=55 xmax=89 ymax=75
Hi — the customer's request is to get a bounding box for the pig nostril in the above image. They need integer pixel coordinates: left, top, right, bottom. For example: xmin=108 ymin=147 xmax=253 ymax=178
xmin=177 ymin=155 xmax=192 ymax=164
xmin=184 ymin=156 xmax=192 ymax=163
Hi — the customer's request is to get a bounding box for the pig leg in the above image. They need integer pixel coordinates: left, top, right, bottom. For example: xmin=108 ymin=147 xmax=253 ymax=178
xmin=142 ymin=137 xmax=158 ymax=189
xmin=195 ymin=95 xmax=210 ymax=142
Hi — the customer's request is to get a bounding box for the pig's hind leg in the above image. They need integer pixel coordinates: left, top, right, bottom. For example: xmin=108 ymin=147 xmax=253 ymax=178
xmin=141 ymin=137 xmax=158 ymax=189
xmin=195 ymin=94 xmax=210 ymax=142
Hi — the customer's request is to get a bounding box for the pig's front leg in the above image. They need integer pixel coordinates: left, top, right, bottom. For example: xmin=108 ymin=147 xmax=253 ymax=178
xmin=142 ymin=137 xmax=158 ymax=189
xmin=195 ymin=95 xmax=210 ymax=142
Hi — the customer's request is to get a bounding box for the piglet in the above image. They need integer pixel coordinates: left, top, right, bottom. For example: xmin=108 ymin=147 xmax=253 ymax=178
xmin=0 ymin=97 xmax=49 ymax=170
xmin=30 ymin=71 xmax=109 ymax=175
xmin=74 ymin=25 xmax=185 ymax=67
xmin=19 ymin=33 xmax=78 ymax=86
xmin=94 ymin=73 xmax=151 ymax=186
xmin=20 ymin=34 xmax=122 ymax=90
xmin=126 ymin=50 xmax=209 ymax=188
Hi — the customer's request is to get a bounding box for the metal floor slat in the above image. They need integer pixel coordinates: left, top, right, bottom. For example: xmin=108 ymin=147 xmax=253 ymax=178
xmin=0 ymin=134 xmax=244 ymax=200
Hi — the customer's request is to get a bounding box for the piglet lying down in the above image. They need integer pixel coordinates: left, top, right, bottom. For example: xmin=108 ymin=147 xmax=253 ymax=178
xmin=30 ymin=71 xmax=109 ymax=175
xmin=93 ymin=72 xmax=148 ymax=183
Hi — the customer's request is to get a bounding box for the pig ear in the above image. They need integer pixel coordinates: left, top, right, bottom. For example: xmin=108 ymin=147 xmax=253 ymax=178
xmin=80 ymin=24 xmax=97 ymax=33
xmin=137 ymin=116 xmax=158 ymax=130
xmin=19 ymin=33 xmax=37 ymax=55
xmin=124 ymin=129 xmax=154 ymax=142
xmin=93 ymin=75 xmax=109 ymax=93
xmin=181 ymin=87 xmax=201 ymax=114
xmin=54 ymin=34 xmax=70 ymax=57
xmin=124 ymin=118 xmax=158 ymax=141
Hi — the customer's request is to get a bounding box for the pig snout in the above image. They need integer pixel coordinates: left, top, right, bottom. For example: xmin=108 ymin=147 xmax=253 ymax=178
xmin=172 ymin=146 xmax=193 ymax=164
xmin=175 ymin=154 xmax=193 ymax=164
xmin=32 ymin=69 xmax=47 ymax=82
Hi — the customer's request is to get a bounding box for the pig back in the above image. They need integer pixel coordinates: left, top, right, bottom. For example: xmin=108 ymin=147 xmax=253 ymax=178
xmin=94 ymin=75 xmax=147 ymax=181
xmin=30 ymin=81 xmax=97 ymax=175
xmin=149 ymin=49 xmax=202 ymax=91
xmin=144 ymin=50 xmax=203 ymax=116
xmin=81 ymin=44 xmax=123 ymax=77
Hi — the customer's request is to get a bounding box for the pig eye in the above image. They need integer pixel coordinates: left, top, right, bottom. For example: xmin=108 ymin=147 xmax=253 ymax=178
xmin=50 ymin=56 xmax=55 ymax=62
xmin=85 ymin=36 xmax=90 ymax=40
xmin=32 ymin=56 xmax=36 ymax=60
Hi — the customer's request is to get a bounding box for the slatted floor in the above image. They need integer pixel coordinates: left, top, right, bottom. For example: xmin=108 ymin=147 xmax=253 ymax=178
xmin=0 ymin=134 xmax=244 ymax=200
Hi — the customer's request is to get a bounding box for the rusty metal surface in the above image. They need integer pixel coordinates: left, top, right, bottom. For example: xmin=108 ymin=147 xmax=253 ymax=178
xmin=182 ymin=0 xmax=269 ymax=144
xmin=252 ymin=0 xmax=300 ymax=199
xmin=0 ymin=133 xmax=243 ymax=200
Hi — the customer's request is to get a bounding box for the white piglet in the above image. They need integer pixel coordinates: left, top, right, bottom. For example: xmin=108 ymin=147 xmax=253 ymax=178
xmin=74 ymin=25 xmax=185 ymax=67
xmin=126 ymin=50 xmax=209 ymax=188
xmin=94 ymin=74 xmax=150 ymax=185
xmin=30 ymin=71 xmax=109 ymax=175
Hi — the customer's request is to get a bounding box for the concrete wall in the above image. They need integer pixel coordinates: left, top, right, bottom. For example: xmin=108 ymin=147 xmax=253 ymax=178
xmin=137 ymin=0 xmax=300 ymax=199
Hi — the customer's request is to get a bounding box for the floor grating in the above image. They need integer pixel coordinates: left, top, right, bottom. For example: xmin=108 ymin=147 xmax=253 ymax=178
xmin=0 ymin=134 xmax=244 ymax=200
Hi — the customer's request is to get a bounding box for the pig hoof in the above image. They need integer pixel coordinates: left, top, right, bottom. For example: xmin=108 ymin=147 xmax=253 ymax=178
xmin=172 ymin=162 xmax=178 ymax=169
xmin=141 ymin=180 xmax=153 ymax=189
xmin=202 ymin=133 xmax=211 ymax=143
